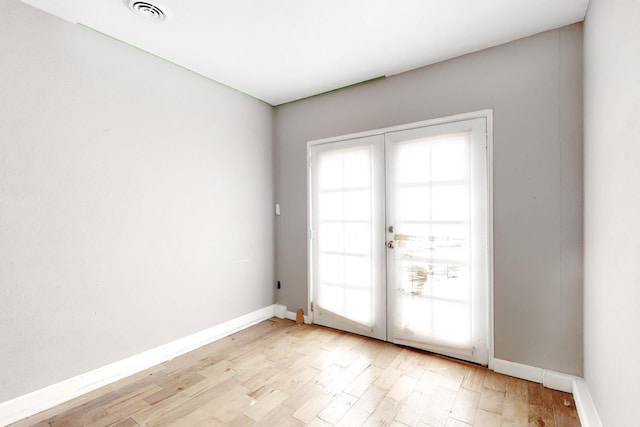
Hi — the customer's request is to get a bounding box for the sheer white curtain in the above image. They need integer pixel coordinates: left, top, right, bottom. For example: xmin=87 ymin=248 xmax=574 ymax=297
xmin=314 ymin=145 xmax=376 ymax=328
xmin=389 ymin=132 xmax=473 ymax=353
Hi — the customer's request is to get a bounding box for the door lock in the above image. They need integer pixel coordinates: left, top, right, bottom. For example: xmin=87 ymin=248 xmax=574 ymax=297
xmin=387 ymin=240 xmax=395 ymax=249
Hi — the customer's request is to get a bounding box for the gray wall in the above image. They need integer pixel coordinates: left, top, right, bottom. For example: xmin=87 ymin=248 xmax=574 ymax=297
xmin=584 ymin=0 xmax=640 ymax=424
xmin=0 ymin=1 xmax=274 ymax=402
xmin=274 ymin=25 xmax=583 ymax=375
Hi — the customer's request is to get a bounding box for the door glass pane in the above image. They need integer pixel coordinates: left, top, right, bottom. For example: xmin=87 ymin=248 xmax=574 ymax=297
xmin=314 ymin=145 xmax=375 ymax=327
xmin=397 ymin=187 xmax=431 ymax=222
xmin=389 ymin=131 xmax=474 ymax=352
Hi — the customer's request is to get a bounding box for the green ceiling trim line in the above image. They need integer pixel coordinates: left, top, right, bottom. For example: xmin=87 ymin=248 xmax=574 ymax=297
xmin=276 ymin=76 xmax=386 ymax=106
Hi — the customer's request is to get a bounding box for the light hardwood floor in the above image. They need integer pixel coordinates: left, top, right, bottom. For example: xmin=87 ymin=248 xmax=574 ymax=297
xmin=10 ymin=318 xmax=580 ymax=427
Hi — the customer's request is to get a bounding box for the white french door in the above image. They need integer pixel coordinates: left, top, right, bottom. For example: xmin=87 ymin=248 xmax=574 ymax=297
xmin=309 ymin=135 xmax=387 ymax=341
xmin=309 ymin=114 xmax=490 ymax=365
xmin=385 ymin=118 xmax=488 ymax=364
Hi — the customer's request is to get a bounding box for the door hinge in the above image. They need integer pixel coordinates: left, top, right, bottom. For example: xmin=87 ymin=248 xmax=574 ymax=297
xmin=310 ymin=302 xmax=314 ymax=312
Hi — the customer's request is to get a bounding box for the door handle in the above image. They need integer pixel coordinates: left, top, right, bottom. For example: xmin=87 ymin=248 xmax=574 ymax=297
xmin=387 ymin=240 xmax=395 ymax=249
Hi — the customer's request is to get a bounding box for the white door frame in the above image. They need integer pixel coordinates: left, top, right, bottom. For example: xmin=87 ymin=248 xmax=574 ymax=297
xmin=307 ymin=109 xmax=494 ymax=367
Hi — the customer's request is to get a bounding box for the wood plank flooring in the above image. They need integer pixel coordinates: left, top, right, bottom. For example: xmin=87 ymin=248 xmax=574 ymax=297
xmin=10 ymin=318 xmax=580 ymax=426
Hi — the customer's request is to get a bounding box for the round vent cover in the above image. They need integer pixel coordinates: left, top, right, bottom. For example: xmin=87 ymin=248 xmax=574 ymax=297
xmin=125 ymin=1 xmax=168 ymax=21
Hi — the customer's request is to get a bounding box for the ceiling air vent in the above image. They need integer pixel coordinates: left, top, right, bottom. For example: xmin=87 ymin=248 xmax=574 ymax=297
xmin=125 ymin=1 xmax=168 ymax=22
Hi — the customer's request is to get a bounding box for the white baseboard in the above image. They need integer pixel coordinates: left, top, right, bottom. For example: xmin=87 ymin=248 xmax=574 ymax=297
xmin=492 ymin=358 xmax=543 ymax=383
xmin=492 ymin=358 xmax=603 ymax=427
xmin=573 ymin=378 xmax=603 ymax=427
xmin=0 ymin=304 xmax=276 ymax=427
xmin=492 ymin=358 xmax=577 ymax=393
xmin=542 ymin=369 xmax=575 ymax=393
xmin=274 ymin=303 xmax=287 ymax=319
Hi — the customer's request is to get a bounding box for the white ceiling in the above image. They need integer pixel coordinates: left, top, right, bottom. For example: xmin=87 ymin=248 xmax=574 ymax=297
xmin=21 ymin=0 xmax=589 ymax=105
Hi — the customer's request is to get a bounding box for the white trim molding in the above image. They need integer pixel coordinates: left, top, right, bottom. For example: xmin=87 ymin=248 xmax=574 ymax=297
xmin=543 ymin=369 xmax=576 ymax=393
xmin=492 ymin=359 xmax=603 ymax=427
xmin=307 ymin=109 xmax=494 ymax=146
xmin=573 ymin=378 xmax=603 ymax=427
xmin=274 ymin=303 xmax=287 ymax=319
xmin=492 ymin=358 xmax=577 ymax=393
xmin=492 ymin=358 xmax=545 ymax=383
xmin=0 ymin=304 xmax=276 ymax=427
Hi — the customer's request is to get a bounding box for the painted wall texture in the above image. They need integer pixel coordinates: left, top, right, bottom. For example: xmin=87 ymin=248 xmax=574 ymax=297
xmin=0 ymin=0 xmax=274 ymax=402
xmin=584 ymin=0 xmax=640 ymax=425
xmin=274 ymin=24 xmax=584 ymax=376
